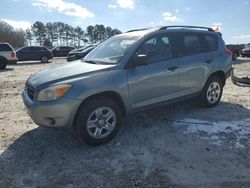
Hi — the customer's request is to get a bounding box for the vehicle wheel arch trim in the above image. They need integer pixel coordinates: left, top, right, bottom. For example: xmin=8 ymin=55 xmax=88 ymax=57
xmin=207 ymin=70 xmax=226 ymax=86
xmin=0 ymin=56 xmax=7 ymax=62
xmin=73 ymin=90 xmax=127 ymax=129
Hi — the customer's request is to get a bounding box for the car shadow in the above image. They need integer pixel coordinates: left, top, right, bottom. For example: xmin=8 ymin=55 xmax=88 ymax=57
xmin=0 ymin=101 xmax=250 ymax=187
xmin=0 ymin=67 xmax=14 ymax=72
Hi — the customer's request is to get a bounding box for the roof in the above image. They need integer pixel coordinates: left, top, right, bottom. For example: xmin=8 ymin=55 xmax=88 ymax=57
xmin=126 ymin=25 xmax=215 ymax=34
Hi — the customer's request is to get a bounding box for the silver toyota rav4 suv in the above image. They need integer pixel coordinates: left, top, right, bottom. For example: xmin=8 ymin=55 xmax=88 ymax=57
xmin=22 ymin=26 xmax=232 ymax=145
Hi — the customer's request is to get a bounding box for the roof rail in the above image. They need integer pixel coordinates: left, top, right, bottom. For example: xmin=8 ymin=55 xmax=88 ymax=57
xmin=159 ymin=25 xmax=214 ymax=32
xmin=126 ymin=27 xmax=159 ymax=33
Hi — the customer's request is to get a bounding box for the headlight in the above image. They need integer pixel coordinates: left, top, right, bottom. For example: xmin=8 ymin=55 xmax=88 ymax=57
xmin=37 ymin=84 xmax=71 ymax=102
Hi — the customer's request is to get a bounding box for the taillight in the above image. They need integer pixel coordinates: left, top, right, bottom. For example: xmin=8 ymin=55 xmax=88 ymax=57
xmin=226 ymin=49 xmax=232 ymax=56
xmin=11 ymin=51 xmax=16 ymax=58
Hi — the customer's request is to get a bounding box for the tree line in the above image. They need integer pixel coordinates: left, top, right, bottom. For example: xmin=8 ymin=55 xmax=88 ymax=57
xmin=0 ymin=20 xmax=122 ymax=48
xmin=0 ymin=21 xmax=26 ymax=47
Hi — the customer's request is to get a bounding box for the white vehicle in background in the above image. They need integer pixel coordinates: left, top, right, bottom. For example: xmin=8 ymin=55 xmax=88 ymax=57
xmin=0 ymin=42 xmax=18 ymax=70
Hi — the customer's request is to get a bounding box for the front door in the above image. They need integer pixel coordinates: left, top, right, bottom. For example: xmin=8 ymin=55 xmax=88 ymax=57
xmin=127 ymin=34 xmax=180 ymax=109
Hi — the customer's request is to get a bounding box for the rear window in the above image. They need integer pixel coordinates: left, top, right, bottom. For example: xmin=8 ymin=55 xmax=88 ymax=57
xmin=0 ymin=44 xmax=13 ymax=51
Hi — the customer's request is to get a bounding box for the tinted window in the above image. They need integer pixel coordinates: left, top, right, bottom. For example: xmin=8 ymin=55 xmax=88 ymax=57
xmin=137 ymin=35 xmax=173 ymax=63
xmin=61 ymin=47 xmax=71 ymax=50
xmin=175 ymin=33 xmax=218 ymax=57
xmin=0 ymin=44 xmax=12 ymax=51
xmin=31 ymin=47 xmax=42 ymax=51
xmin=183 ymin=35 xmax=201 ymax=55
xmin=203 ymin=35 xmax=218 ymax=51
xmin=21 ymin=47 xmax=32 ymax=51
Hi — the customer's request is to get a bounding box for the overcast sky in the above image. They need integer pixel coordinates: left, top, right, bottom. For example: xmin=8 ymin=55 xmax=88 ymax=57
xmin=1 ymin=0 xmax=250 ymax=44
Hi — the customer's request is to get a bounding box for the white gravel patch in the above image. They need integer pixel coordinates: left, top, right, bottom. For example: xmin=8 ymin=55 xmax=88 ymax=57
xmin=174 ymin=118 xmax=250 ymax=148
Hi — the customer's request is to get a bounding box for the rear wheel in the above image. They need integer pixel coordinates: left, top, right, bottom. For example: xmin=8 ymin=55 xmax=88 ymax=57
xmin=41 ymin=56 xmax=49 ymax=63
xmin=75 ymin=97 xmax=122 ymax=145
xmin=200 ymin=75 xmax=223 ymax=107
xmin=0 ymin=58 xmax=7 ymax=70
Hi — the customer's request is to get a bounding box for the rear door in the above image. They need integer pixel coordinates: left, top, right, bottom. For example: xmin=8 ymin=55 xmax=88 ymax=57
xmin=31 ymin=47 xmax=42 ymax=60
xmin=127 ymin=34 xmax=180 ymax=109
xmin=173 ymin=32 xmax=217 ymax=96
xmin=18 ymin=47 xmax=32 ymax=60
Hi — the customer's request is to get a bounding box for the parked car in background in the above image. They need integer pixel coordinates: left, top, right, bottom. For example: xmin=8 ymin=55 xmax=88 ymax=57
xmin=67 ymin=45 xmax=96 ymax=62
xmin=0 ymin=42 xmax=18 ymax=70
xmin=22 ymin=26 xmax=232 ymax=145
xmin=241 ymin=46 xmax=250 ymax=57
xmin=226 ymin=44 xmax=244 ymax=60
xmin=51 ymin=46 xmax=75 ymax=57
xmin=16 ymin=46 xmax=53 ymax=63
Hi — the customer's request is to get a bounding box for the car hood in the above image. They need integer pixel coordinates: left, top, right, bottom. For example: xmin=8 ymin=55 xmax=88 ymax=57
xmin=29 ymin=60 xmax=115 ymax=88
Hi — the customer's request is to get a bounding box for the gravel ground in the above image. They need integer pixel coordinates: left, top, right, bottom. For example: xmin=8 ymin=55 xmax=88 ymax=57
xmin=0 ymin=57 xmax=250 ymax=188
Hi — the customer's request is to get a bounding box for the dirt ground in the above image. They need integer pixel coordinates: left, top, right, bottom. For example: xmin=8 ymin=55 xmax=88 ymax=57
xmin=0 ymin=57 xmax=250 ymax=188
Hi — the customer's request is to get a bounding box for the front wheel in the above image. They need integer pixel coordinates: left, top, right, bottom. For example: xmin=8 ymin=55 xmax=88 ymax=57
xmin=75 ymin=97 xmax=122 ymax=145
xmin=200 ymin=75 xmax=223 ymax=107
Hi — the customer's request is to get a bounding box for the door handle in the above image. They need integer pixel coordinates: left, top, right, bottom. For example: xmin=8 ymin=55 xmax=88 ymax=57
xmin=168 ymin=66 xmax=178 ymax=71
xmin=205 ymin=59 xmax=213 ymax=64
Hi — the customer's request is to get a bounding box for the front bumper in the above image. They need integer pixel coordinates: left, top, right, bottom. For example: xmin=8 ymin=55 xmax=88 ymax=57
xmin=22 ymin=90 xmax=80 ymax=128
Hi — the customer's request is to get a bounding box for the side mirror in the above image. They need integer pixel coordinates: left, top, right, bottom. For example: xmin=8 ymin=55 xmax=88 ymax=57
xmin=131 ymin=54 xmax=150 ymax=68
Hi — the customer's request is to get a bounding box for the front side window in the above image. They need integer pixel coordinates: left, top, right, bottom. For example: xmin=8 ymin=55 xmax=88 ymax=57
xmin=136 ymin=35 xmax=173 ymax=64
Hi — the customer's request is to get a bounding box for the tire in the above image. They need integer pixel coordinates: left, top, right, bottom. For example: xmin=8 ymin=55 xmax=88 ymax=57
xmin=75 ymin=97 xmax=122 ymax=145
xmin=0 ymin=58 xmax=7 ymax=70
xmin=199 ymin=75 xmax=223 ymax=108
xmin=41 ymin=56 xmax=49 ymax=63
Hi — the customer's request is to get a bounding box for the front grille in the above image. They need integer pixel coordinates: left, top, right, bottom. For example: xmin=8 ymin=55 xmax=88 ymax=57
xmin=27 ymin=85 xmax=35 ymax=100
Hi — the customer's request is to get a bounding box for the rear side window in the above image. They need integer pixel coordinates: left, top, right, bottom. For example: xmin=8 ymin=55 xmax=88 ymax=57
xmin=183 ymin=35 xmax=201 ymax=55
xmin=22 ymin=47 xmax=31 ymax=51
xmin=0 ymin=44 xmax=13 ymax=51
xmin=203 ymin=34 xmax=218 ymax=51
xmin=32 ymin=47 xmax=43 ymax=51
xmin=175 ymin=33 xmax=218 ymax=57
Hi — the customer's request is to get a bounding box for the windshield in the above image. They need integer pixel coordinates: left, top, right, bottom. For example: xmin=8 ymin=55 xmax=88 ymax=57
xmin=84 ymin=35 xmax=140 ymax=64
